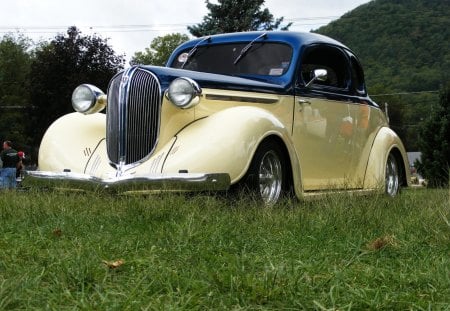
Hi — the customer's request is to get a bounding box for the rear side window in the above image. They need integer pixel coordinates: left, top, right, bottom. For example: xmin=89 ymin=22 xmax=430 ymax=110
xmin=300 ymin=45 xmax=350 ymax=90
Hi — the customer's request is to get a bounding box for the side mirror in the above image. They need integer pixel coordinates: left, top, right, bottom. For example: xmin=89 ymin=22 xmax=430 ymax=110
xmin=305 ymin=69 xmax=328 ymax=88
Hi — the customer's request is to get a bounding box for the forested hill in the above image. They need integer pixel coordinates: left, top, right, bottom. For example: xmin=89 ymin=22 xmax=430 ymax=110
xmin=315 ymin=0 xmax=449 ymax=94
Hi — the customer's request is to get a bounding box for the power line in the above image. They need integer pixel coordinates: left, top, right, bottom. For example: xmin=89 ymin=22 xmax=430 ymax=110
xmin=0 ymin=105 xmax=34 ymax=109
xmin=0 ymin=10 xmax=447 ymax=34
xmin=371 ymin=90 xmax=439 ymax=97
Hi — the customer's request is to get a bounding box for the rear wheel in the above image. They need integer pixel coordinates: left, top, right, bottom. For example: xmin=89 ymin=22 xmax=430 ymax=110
xmin=243 ymin=140 xmax=288 ymax=205
xmin=385 ymin=153 xmax=399 ymax=196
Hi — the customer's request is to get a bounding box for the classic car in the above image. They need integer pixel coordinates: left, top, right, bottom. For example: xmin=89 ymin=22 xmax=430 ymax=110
xmin=24 ymin=31 xmax=410 ymax=204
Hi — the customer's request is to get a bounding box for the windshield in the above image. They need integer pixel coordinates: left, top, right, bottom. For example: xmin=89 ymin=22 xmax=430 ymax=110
xmin=170 ymin=42 xmax=292 ymax=77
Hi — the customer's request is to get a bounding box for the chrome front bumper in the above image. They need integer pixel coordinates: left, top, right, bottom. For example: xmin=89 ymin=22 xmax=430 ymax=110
xmin=23 ymin=171 xmax=231 ymax=193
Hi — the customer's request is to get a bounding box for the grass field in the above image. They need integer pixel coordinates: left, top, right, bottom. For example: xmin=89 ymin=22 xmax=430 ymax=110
xmin=0 ymin=187 xmax=449 ymax=310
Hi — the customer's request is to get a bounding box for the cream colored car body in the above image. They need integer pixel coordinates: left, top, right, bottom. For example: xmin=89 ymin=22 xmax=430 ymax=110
xmin=30 ymin=31 xmax=410 ymax=201
xmin=38 ymin=89 xmax=296 ymax=187
xmin=38 ymin=87 xmax=409 ymax=199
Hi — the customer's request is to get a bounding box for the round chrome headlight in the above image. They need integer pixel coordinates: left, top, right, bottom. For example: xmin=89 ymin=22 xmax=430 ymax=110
xmin=72 ymin=84 xmax=106 ymax=114
xmin=167 ymin=77 xmax=201 ymax=109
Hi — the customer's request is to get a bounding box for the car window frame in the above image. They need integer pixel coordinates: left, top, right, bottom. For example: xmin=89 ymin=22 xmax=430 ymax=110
xmin=296 ymin=43 xmax=352 ymax=96
xmin=345 ymin=50 xmax=367 ymax=96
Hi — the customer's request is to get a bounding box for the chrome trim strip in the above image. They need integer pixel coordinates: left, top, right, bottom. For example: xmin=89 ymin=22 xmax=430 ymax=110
xmin=117 ymin=66 xmax=138 ymax=175
xmin=23 ymin=171 xmax=231 ymax=192
xmin=205 ymin=94 xmax=278 ymax=104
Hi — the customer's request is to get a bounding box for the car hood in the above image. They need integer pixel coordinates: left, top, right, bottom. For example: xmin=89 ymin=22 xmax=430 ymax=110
xmin=140 ymin=65 xmax=292 ymax=95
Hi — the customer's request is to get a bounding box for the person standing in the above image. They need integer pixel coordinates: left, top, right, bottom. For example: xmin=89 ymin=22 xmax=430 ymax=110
xmin=0 ymin=141 xmax=20 ymax=189
xmin=16 ymin=151 xmax=25 ymax=179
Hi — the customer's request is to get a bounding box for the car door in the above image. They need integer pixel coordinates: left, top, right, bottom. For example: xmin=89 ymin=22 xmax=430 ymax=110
xmin=344 ymin=52 xmax=386 ymax=187
xmin=293 ymin=44 xmax=358 ymax=191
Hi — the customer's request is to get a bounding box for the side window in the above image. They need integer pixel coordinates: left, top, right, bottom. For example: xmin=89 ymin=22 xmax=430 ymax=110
xmin=300 ymin=45 xmax=350 ymax=90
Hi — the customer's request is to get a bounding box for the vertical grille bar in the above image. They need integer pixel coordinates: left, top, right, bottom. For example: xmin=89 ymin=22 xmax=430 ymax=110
xmin=106 ymin=67 xmax=161 ymax=168
xmin=106 ymin=72 xmax=122 ymax=163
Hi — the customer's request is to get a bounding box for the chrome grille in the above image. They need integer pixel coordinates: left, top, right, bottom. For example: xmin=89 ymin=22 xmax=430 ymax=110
xmin=106 ymin=67 xmax=161 ymax=167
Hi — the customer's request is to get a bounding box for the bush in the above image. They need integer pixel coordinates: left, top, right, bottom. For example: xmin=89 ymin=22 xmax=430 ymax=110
xmin=415 ymin=83 xmax=450 ymax=187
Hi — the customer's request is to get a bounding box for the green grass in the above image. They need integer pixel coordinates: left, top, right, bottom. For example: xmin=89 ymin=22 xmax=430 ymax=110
xmin=0 ymin=188 xmax=449 ymax=310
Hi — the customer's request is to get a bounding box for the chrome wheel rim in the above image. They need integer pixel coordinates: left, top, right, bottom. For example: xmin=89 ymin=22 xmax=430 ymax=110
xmin=258 ymin=150 xmax=282 ymax=205
xmin=385 ymin=154 xmax=399 ymax=196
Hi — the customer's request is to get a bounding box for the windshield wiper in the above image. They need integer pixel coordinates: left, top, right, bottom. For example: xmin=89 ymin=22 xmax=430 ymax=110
xmin=233 ymin=32 xmax=267 ymax=65
xmin=181 ymin=36 xmax=211 ymax=69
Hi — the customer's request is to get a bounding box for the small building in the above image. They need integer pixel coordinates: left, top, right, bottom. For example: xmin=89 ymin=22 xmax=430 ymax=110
xmin=407 ymin=152 xmax=422 ymax=169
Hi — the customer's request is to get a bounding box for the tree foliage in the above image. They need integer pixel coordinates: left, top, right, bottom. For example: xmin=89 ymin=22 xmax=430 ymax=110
xmin=415 ymin=84 xmax=450 ymax=187
xmin=188 ymin=0 xmax=291 ymax=37
xmin=315 ymin=0 xmax=449 ymax=93
xmin=0 ymin=35 xmax=32 ymax=147
xmin=28 ymin=27 xmax=125 ymax=146
xmin=131 ymin=33 xmax=189 ymax=66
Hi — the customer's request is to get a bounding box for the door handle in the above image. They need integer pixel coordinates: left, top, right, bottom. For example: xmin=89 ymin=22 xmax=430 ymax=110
xmin=298 ymin=99 xmax=311 ymax=105
xmin=298 ymin=99 xmax=311 ymax=111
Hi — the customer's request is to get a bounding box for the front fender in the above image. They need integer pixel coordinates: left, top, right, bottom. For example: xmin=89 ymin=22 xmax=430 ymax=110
xmin=162 ymin=106 xmax=297 ymax=184
xmin=364 ymin=127 xmax=410 ymax=190
xmin=38 ymin=112 xmax=106 ymax=173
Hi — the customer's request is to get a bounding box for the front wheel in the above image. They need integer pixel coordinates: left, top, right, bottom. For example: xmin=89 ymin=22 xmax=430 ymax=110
xmin=385 ymin=153 xmax=400 ymax=196
xmin=242 ymin=140 xmax=288 ymax=205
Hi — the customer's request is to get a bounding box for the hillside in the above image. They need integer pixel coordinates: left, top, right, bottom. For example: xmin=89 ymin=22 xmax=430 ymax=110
xmin=315 ymin=0 xmax=449 ymax=150
xmin=315 ymin=0 xmax=449 ymax=93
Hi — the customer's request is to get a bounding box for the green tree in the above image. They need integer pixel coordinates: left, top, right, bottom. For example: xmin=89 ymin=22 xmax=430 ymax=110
xmin=316 ymin=0 xmax=449 ymax=93
xmin=415 ymin=84 xmax=450 ymax=187
xmin=28 ymin=26 xmax=125 ymax=147
xmin=188 ymin=0 xmax=291 ymax=37
xmin=0 ymin=34 xmax=32 ymax=146
xmin=131 ymin=33 xmax=189 ymax=66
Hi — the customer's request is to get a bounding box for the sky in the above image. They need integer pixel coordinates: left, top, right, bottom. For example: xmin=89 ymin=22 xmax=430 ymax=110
xmin=0 ymin=0 xmax=371 ymax=64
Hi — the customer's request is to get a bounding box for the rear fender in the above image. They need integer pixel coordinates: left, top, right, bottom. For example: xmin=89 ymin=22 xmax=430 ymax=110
xmin=364 ymin=127 xmax=410 ymax=190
